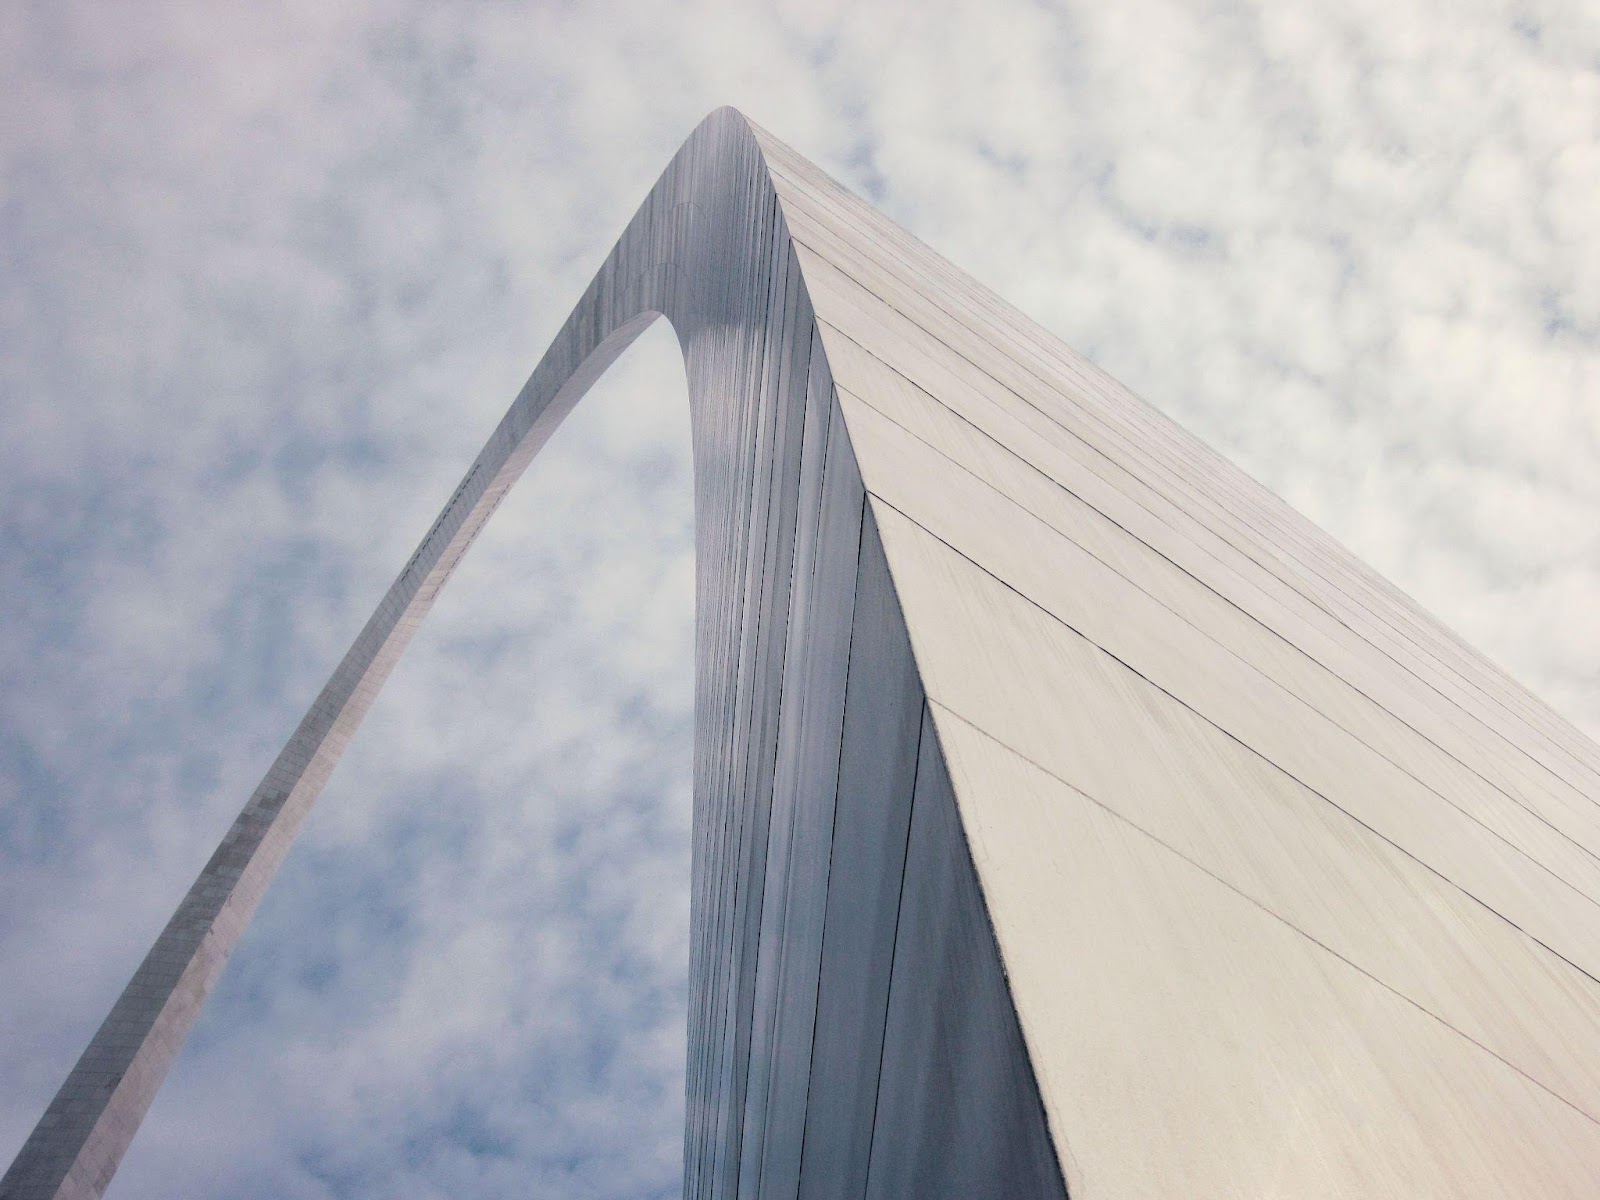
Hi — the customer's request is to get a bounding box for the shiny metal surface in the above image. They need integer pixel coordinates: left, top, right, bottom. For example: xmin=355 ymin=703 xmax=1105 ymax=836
xmin=5 ymin=108 xmax=1597 ymax=1199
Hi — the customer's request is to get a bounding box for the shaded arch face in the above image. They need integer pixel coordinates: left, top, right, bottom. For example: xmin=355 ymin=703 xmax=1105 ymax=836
xmin=12 ymin=108 xmax=1600 ymax=1200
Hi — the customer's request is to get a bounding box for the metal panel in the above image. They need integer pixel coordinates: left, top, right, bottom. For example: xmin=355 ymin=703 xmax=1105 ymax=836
xmin=788 ymin=238 xmax=1600 ymax=797
xmin=739 ymin=389 xmax=865 ymax=1199
xmin=758 ymin=139 xmax=1600 ymax=785
xmin=798 ymin=503 xmax=924 ymax=1200
xmin=870 ymin=498 xmax=1600 ymax=1195
xmin=844 ymin=395 xmax=1600 ymax=967
xmin=865 ymin=697 xmax=1066 ymax=1200
xmin=820 ymin=328 xmax=1600 ymax=852
xmin=933 ymin=710 xmax=1600 ymax=1198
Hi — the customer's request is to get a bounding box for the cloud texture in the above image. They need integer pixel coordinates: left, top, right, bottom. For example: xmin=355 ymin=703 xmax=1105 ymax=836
xmin=2 ymin=1 xmax=1596 ymax=1196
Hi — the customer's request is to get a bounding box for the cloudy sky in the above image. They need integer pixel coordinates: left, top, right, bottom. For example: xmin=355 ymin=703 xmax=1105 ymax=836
xmin=2 ymin=1 xmax=1596 ymax=1196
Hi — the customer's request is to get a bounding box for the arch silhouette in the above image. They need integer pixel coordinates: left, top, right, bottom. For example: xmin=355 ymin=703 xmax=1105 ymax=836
xmin=9 ymin=109 xmax=1600 ymax=1200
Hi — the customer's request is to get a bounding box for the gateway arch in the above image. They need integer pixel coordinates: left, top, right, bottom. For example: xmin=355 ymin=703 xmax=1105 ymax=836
xmin=7 ymin=108 xmax=1600 ymax=1199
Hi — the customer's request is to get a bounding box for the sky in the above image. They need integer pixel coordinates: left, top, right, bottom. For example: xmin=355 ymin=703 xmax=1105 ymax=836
xmin=1 ymin=1 xmax=1597 ymax=1197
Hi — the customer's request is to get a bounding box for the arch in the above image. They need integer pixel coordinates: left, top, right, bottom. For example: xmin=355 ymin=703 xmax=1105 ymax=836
xmin=11 ymin=107 xmax=1600 ymax=1200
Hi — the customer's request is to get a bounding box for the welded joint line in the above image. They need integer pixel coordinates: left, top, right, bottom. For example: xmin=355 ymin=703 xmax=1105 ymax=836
xmin=739 ymin=276 xmax=822 ymax=1193
xmin=858 ymin=702 xmax=927 ymax=1197
xmin=790 ymin=494 xmax=869 ymax=1192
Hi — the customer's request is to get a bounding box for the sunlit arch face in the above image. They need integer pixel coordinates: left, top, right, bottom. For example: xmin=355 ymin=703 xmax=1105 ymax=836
xmin=9 ymin=107 xmax=1600 ymax=1200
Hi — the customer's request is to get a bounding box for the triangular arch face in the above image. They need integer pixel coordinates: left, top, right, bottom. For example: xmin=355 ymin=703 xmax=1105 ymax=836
xmin=8 ymin=108 xmax=1600 ymax=1200
xmin=730 ymin=488 xmax=1066 ymax=1200
xmin=782 ymin=122 xmax=1600 ymax=1196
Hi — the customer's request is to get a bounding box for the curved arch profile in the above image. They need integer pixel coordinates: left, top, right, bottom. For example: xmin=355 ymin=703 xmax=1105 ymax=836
xmin=9 ymin=109 xmax=1600 ymax=1199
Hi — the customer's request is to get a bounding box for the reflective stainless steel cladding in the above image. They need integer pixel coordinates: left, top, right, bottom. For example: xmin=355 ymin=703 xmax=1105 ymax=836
xmin=7 ymin=108 xmax=1600 ymax=1199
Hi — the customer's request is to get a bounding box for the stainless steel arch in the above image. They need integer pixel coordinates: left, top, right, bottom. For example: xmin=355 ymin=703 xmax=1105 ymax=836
xmin=9 ymin=107 xmax=1600 ymax=1200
